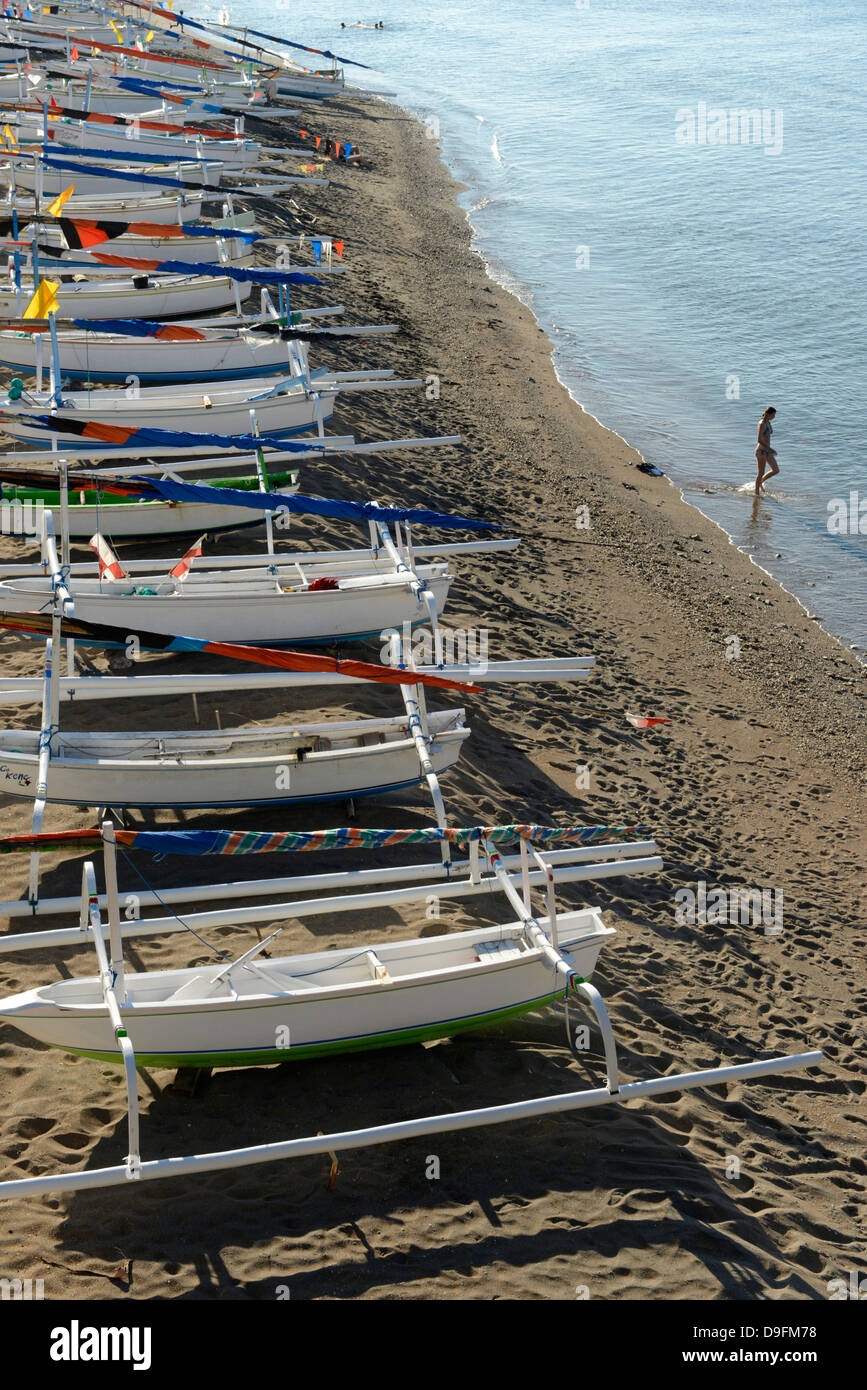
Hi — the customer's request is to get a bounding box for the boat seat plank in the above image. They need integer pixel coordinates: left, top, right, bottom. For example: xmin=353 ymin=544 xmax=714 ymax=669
xmin=365 ymin=950 xmax=389 ymax=982
xmin=475 ymin=938 xmax=527 ymax=964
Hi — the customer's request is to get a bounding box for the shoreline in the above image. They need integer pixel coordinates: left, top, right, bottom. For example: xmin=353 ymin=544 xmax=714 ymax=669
xmin=0 ymin=92 xmax=863 ymax=1301
xmin=391 ymin=97 xmax=864 ymax=660
xmin=342 ymin=94 xmax=864 ymax=767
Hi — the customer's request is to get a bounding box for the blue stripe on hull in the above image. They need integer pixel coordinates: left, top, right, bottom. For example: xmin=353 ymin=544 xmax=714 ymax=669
xmin=23 ymin=774 xmax=428 ymax=809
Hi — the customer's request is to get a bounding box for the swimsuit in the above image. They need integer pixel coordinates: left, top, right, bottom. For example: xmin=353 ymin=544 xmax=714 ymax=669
xmin=756 ymin=419 xmax=774 ymax=459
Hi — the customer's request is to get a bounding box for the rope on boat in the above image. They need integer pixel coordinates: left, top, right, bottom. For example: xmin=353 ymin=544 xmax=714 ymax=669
xmin=118 ymin=847 xmax=231 ymax=960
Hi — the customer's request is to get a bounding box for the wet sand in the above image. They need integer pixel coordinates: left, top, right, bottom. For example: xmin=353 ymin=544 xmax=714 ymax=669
xmin=0 ymin=94 xmax=863 ymax=1301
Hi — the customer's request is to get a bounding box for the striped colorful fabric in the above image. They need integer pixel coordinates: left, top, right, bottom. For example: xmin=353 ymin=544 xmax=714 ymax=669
xmin=112 ymin=825 xmax=657 ymax=856
xmin=0 ymin=826 xmax=658 ymax=856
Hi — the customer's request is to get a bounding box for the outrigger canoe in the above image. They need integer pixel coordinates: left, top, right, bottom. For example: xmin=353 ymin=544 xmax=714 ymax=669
xmin=1 ymin=467 xmax=300 ymax=538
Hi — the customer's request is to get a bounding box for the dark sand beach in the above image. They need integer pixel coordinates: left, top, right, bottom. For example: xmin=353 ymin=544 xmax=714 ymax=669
xmin=0 ymin=95 xmax=863 ymax=1300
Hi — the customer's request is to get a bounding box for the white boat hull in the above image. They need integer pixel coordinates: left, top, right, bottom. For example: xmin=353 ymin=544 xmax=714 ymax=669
xmin=0 ymin=911 xmax=612 ymax=1066
xmin=0 ymin=376 xmax=328 ymax=438
xmin=5 ymin=193 xmax=205 ymax=224
xmin=0 ymin=571 xmax=454 ymax=644
xmin=1 ymin=161 xmax=223 ymax=199
xmin=43 ymin=130 xmax=262 ymax=169
xmin=1 ymin=217 xmax=257 ymax=266
xmin=0 ymin=709 xmax=468 ymax=809
xmin=0 ymin=331 xmax=296 ymax=384
xmin=0 ymin=271 xmax=250 ymax=321
xmin=0 ymin=478 xmax=299 ymax=538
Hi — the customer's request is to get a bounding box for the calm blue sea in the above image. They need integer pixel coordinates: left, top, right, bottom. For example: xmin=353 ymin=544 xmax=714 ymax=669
xmin=203 ymin=0 xmax=866 ymax=650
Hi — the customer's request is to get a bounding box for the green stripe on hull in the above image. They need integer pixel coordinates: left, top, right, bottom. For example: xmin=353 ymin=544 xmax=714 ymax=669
xmin=43 ymin=989 xmax=572 ymax=1069
xmin=1 ymin=470 xmax=299 ymax=508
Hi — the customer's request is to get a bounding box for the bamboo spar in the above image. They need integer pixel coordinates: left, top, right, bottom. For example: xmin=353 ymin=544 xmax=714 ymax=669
xmin=0 ymin=840 xmax=659 ymax=930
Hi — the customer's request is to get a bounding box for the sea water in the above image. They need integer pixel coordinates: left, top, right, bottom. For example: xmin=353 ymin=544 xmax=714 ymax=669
xmin=204 ymin=0 xmax=866 ymax=650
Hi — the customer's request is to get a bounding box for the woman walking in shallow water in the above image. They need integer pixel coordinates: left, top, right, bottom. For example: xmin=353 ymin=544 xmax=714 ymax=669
xmin=755 ymin=406 xmax=779 ymax=495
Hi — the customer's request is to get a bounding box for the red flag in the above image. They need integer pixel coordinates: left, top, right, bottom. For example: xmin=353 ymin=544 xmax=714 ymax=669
xmin=169 ymin=535 xmax=205 ymax=581
xmin=71 ymin=45 xmax=79 ymax=61
xmin=89 ymin=533 xmax=127 ymax=582
xmin=314 ymin=136 xmax=321 ymax=149
xmin=626 ymin=713 xmax=671 ymax=728
xmin=334 ymin=141 xmax=341 ymax=160
xmin=333 ymin=240 xmax=345 ymax=260
xmin=62 ymin=220 xmax=110 ymax=249
xmin=300 ymin=129 xmax=308 ymax=138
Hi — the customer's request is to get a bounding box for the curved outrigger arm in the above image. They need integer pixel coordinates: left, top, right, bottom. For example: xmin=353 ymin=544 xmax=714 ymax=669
xmin=80 ymin=851 xmax=140 ymax=1181
xmin=27 ymin=509 xmax=74 ymax=907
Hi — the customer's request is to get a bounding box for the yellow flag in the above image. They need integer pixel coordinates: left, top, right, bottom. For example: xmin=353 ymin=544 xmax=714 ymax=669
xmin=109 ymin=19 xmax=123 ymax=41
xmin=23 ymin=280 xmax=60 ymax=320
xmin=146 ymin=29 xmax=155 ymax=42
xmin=2 ymin=124 xmax=17 ymax=149
xmin=47 ymin=184 xmax=75 ymax=216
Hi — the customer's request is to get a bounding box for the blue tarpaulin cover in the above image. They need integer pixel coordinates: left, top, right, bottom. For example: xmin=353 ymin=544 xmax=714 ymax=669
xmin=43 ymin=143 xmax=221 ymax=166
xmin=69 ymin=318 xmax=198 ymax=337
xmin=128 ymin=474 xmax=499 ymax=532
xmin=0 ymin=419 xmax=497 ymax=531
xmin=92 ymin=258 xmax=321 ymax=288
xmin=41 ymin=154 xmax=219 ymax=191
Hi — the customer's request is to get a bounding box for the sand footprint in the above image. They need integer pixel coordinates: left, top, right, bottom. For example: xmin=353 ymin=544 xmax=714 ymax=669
xmin=15 ymin=1116 xmax=56 ymax=1139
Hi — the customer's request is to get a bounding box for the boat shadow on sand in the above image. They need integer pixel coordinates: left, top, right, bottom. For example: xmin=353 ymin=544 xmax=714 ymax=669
xmin=29 ymin=1012 xmax=826 ymax=1300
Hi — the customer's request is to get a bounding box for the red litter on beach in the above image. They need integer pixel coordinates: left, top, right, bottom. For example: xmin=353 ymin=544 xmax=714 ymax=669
xmin=626 ymin=712 xmax=671 ymax=728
